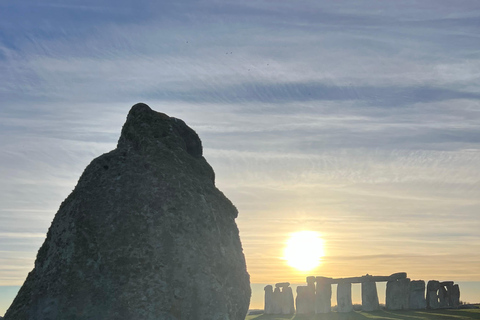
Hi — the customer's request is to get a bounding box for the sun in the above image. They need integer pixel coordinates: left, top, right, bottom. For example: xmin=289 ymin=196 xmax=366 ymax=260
xmin=283 ymin=231 xmax=325 ymax=272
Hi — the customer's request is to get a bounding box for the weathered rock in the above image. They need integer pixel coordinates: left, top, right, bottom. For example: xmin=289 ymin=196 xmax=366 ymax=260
xmin=409 ymin=280 xmax=426 ymax=310
xmin=337 ymin=283 xmax=353 ymax=312
xmin=4 ymin=104 xmax=250 ymax=320
xmin=426 ymin=280 xmax=440 ymax=309
xmin=315 ymin=277 xmax=332 ymax=314
xmin=361 ymin=281 xmax=379 ymax=311
xmin=386 ymin=278 xmax=410 ymax=310
xmin=305 ymin=276 xmax=316 ymax=313
xmin=451 ymin=284 xmax=460 ymax=308
xmin=295 ymin=286 xmax=309 ymax=314
xmin=264 ymin=285 xmax=274 ymax=314
xmin=275 ymin=282 xmax=290 ymax=288
xmin=438 ymin=285 xmax=448 ymax=308
xmin=281 ymin=287 xmax=295 ymax=314
xmin=272 ymin=287 xmax=282 ymax=314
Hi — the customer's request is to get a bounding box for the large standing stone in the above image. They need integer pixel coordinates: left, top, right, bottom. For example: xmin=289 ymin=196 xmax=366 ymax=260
xmin=409 ymin=280 xmax=426 ymax=310
xmin=451 ymin=284 xmax=460 ymax=308
xmin=264 ymin=285 xmax=274 ymax=314
xmin=386 ymin=278 xmax=410 ymax=310
xmin=315 ymin=277 xmax=332 ymax=314
xmin=4 ymin=104 xmax=250 ymax=320
xmin=361 ymin=281 xmax=379 ymax=311
xmin=426 ymin=280 xmax=440 ymax=309
xmin=272 ymin=287 xmax=282 ymax=314
xmin=438 ymin=285 xmax=448 ymax=308
xmin=296 ymin=286 xmax=309 ymax=314
xmin=337 ymin=283 xmax=353 ymax=313
xmin=306 ymin=276 xmax=316 ymax=314
xmin=282 ymin=287 xmax=295 ymax=314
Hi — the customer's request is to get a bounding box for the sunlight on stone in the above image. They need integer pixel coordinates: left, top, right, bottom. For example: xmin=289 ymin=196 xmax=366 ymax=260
xmin=283 ymin=231 xmax=325 ymax=272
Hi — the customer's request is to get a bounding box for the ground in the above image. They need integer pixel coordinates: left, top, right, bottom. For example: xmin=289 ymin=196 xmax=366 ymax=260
xmin=246 ymin=307 xmax=480 ymax=320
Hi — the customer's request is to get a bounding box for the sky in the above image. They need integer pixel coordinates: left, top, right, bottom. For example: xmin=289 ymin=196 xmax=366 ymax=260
xmin=1 ymin=0 xmax=480 ymax=314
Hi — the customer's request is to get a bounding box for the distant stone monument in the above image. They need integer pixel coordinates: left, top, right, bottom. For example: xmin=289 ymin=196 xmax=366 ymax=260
xmin=265 ymin=282 xmax=294 ymax=314
xmin=315 ymin=277 xmax=332 ymax=314
xmin=386 ymin=277 xmax=410 ymax=310
xmin=409 ymin=280 xmax=426 ymax=309
xmin=361 ymin=279 xmax=380 ymax=311
xmin=427 ymin=280 xmax=440 ymax=309
xmin=264 ymin=285 xmax=274 ymax=314
xmin=337 ymin=283 xmax=353 ymax=312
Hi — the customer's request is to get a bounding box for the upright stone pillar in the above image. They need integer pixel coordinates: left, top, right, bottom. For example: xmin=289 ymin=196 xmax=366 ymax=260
xmin=408 ymin=280 xmax=426 ymax=310
xmin=438 ymin=285 xmax=448 ymax=308
xmin=443 ymin=281 xmax=454 ymax=307
xmin=306 ymin=276 xmax=316 ymax=314
xmin=296 ymin=286 xmax=309 ymax=314
xmin=315 ymin=277 xmax=332 ymax=314
xmin=264 ymin=285 xmax=274 ymax=314
xmin=361 ymin=281 xmax=379 ymax=311
xmin=386 ymin=278 xmax=410 ymax=310
xmin=276 ymin=282 xmax=294 ymax=315
xmin=426 ymin=280 xmax=440 ymax=309
xmin=337 ymin=282 xmax=353 ymax=312
xmin=272 ymin=287 xmax=282 ymax=314
xmin=451 ymin=284 xmax=460 ymax=308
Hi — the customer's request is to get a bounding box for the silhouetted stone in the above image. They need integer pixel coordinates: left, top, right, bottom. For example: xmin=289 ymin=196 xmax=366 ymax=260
xmin=264 ymin=285 xmax=274 ymax=314
xmin=305 ymin=276 xmax=316 ymax=313
xmin=337 ymin=283 xmax=353 ymax=312
xmin=272 ymin=287 xmax=282 ymax=314
xmin=282 ymin=287 xmax=295 ymax=314
xmin=427 ymin=280 xmax=440 ymax=309
xmin=409 ymin=280 xmax=426 ymax=310
xmin=4 ymin=104 xmax=250 ymax=320
xmin=451 ymin=284 xmax=460 ymax=308
xmin=386 ymin=278 xmax=410 ymax=310
xmin=362 ymin=281 xmax=379 ymax=311
xmin=315 ymin=276 xmax=332 ymax=314
xmin=296 ymin=286 xmax=309 ymax=314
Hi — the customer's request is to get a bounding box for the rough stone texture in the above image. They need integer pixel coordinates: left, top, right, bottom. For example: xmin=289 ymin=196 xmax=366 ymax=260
xmin=361 ymin=281 xmax=379 ymax=311
xmin=426 ymin=280 xmax=440 ymax=309
xmin=281 ymin=287 xmax=295 ymax=314
xmin=315 ymin=277 xmax=332 ymax=314
xmin=438 ymin=285 xmax=448 ymax=308
xmin=451 ymin=284 xmax=460 ymax=308
xmin=409 ymin=280 xmax=426 ymax=310
xmin=4 ymin=104 xmax=250 ymax=320
xmin=295 ymin=286 xmax=309 ymax=314
xmin=272 ymin=288 xmax=282 ymax=314
xmin=275 ymin=282 xmax=290 ymax=288
xmin=264 ymin=285 xmax=273 ymax=314
xmin=337 ymin=283 xmax=353 ymax=313
xmin=386 ymin=278 xmax=410 ymax=310
xmin=305 ymin=276 xmax=316 ymax=314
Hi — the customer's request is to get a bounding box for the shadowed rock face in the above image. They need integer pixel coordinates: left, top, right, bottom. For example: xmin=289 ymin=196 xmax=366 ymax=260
xmin=5 ymin=103 xmax=251 ymax=320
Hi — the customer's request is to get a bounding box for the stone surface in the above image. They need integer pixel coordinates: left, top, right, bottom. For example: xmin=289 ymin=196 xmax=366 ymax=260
xmin=305 ymin=276 xmax=316 ymax=314
xmin=361 ymin=281 xmax=379 ymax=311
xmin=337 ymin=283 xmax=353 ymax=312
xmin=409 ymin=280 xmax=426 ymax=310
xmin=426 ymin=280 xmax=440 ymax=309
xmin=4 ymin=104 xmax=250 ymax=320
xmin=386 ymin=278 xmax=410 ymax=310
xmin=264 ymin=285 xmax=274 ymax=314
xmin=451 ymin=284 xmax=460 ymax=308
xmin=315 ymin=277 xmax=332 ymax=314
xmin=272 ymin=288 xmax=282 ymax=314
xmin=281 ymin=287 xmax=295 ymax=314
xmin=438 ymin=285 xmax=448 ymax=308
xmin=296 ymin=286 xmax=309 ymax=314
xmin=275 ymin=282 xmax=290 ymax=288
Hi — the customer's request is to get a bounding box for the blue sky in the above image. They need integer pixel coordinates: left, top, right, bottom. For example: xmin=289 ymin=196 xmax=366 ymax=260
xmin=1 ymin=0 xmax=480 ymax=313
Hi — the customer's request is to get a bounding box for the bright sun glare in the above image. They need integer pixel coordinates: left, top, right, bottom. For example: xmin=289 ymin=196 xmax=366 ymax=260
xmin=284 ymin=231 xmax=325 ymax=272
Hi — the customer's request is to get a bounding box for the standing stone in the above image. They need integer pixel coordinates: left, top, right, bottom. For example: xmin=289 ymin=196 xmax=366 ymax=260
xmin=426 ymin=280 xmax=440 ymax=309
xmin=315 ymin=277 xmax=332 ymax=314
xmin=4 ymin=104 xmax=250 ymax=320
xmin=282 ymin=287 xmax=295 ymax=314
xmin=443 ymin=281 xmax=454 ymax=307
xmin=386 ymin=278 xmax=410 ymax=310
xmin=264 ymin=285 xmax=274 ymax=314
xmin=306 ymin=276 xmax=316 ymax=314
xmin=361 ymin=281 xmax=380 ymax=311
xmin=451 ymin=284 xmax=460 ymax=308
xmin=296 ymin=286 xmax=309 ymax=314
xmin=337 ymin=283 xmax=353 ymax=312
xmin=272 ymin=287 xmax=282 ymax=314
xmin=409 ymin=280 xmax=426 ymax=310
xmin=438 ymin=285 xmax=448 ymax=308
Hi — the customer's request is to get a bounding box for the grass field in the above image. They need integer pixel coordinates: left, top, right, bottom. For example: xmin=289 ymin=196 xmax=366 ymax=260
xmin=246 ymin=308 xmax=480 ymax=320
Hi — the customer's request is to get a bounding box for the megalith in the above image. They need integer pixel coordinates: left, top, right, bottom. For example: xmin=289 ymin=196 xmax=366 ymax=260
xmin=296 ymin=286 xmax=309 ymax=314
xmin=451 ymin=284 xmax=460 ymax=308
xmin=337 ymin=283 xmax=353 ymax=312
xmin=4 ymin=104 xmax=251 ymax=320
xmin=408 ymin=280 xmax=426 ymax=310
xmin=272 ymin=287 xmax=282 ymax=314
xmin=386 ymin=278 xmax=410 ymax=310
xmin=315 ymin=276 xmax=332 ymax=314
xmin=361 ymin=281 xmax=379 ymax=311
xmin=426 ymin=280 xmax=440 ymax=309
xmin=264 ymin=285 xmax=274 ymax=314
